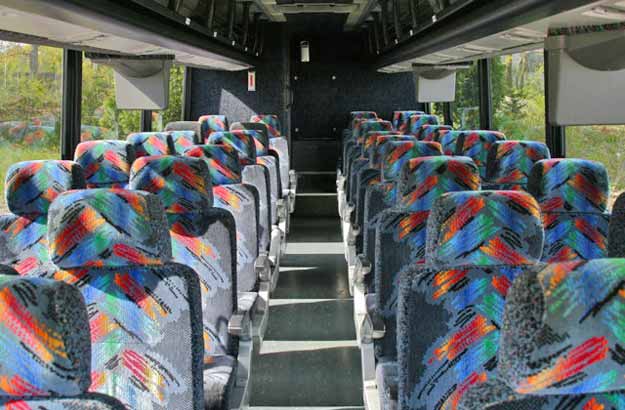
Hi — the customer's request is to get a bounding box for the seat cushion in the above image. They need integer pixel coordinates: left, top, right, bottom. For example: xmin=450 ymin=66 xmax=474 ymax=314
xmin=203 ymin=355 xmax=236 ymax=410
xmin=376 ymin=361 xmax=398 ymax=410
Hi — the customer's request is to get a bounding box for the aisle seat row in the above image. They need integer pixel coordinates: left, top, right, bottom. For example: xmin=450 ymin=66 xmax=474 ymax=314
xmin=0 ymin=113 xmax=293 ymax=410
xmin=338 ymin=110 xmax=623 ymax=410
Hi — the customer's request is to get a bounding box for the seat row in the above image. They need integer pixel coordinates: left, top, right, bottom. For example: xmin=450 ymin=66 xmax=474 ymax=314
xmin=0 ymin=113 xmax=292 ymax=410
xmin=337 ymin=110 xmax=624 ymax=410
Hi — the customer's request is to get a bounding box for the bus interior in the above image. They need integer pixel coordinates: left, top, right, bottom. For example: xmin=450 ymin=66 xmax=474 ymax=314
xmin=0 ymin=1 xmax=624 ymax=410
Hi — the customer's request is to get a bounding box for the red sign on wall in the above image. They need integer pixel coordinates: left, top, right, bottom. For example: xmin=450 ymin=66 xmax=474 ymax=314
xmin=248 ymin=70 xmax=256 ymax=92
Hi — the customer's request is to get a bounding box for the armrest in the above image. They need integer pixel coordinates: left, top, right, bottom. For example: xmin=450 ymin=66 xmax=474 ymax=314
xmin=353 ymin=254 xmax=371 ymax=287
xmin=228 ymin=310 xmax=252 ymax=340
xmin=289 ymin=170 xmax=297 ymax=190
xmin=342 ymin=203 xmax=355 ymax=222
xmin=276 ymin=199 xmax=287 ymax=221
xmin=347 ymin=224 xmax=360 ymax=245
xmin=255 ymin=253 xmax=271 ymax=282
xmin=360 ymin=311 xmax=386 ymax=344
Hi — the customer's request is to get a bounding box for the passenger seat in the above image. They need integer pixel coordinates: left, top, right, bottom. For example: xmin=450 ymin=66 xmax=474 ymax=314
xmin=127 ymin=131 xmax=176 ymax=157
xmin=74 ymin=140 xmax=136 ymax=188
xmin=484 ymin=140 xmax=550 ymax=190
xmin=392 ymin=110 xmax=424 ymax=133
xmin=455 ymin=130 xmax=507 ymax=179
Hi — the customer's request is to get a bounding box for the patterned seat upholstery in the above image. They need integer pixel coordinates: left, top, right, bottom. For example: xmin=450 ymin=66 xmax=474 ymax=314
xmin=199 ymin=115 xmax=229 ymax=141
xmin=129 ymin=156 xmax=239 ymax=410
xmin=528 ymin=158 xmax=610 ymax=262
xmin=0 ymin=160 xmax=86 ymax=276
xmin=459 ymin=258 xmax=625 ymax=410
xmin=437 ymin=130 xmax=463 ymax=155
xmin=408 ymin=114 xmax=439 ymax=138
xmin=74 ymin=140 xmax=135 ymax=188
xmin=420 ymin=125 xmax=452 ymax=142
xmin=397 ymin=191 xmax=544 ymax=410
xmin=0 ymin=273 xmax=126 ymax=409
xmin=455 ymin=130 xmax=507 ymax=179
xmin=208 ymin=131 xmax=273 ymax=256
xmin=250 ymin=114 xmax=282 ymax=138
xmin=46 ymin=189 xmax=204 ymax=410
xmin=169 ymin=130 xmax=201 ymax=154
xmin=185 ymin=145 xmax=261 ymax=295
xmin=484 ymin=140 xmax=551 ymax=190
xmin=127 ymin=132 xmax=176 ymax=157
xmin=350 ymin=111 xmax=378 ymax=122
xmin=392 ymin=111 xmax=424 ymax=133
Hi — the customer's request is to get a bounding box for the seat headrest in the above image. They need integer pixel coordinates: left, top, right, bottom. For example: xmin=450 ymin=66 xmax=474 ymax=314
xmin=381 ymin=140 xmax=443 ymax=181
xmin=199 ymin=115 xmax=229 ymax=141
xmin=250 ymin=114 xmax=281 ymax=138
xmin=169 ymin=130 xmax=200 ymax=154
xmin=129 ymin=156 xmax=213 ymax=215
xmin=370 ymin=135 xmax=416 ymax=168
xmin=528 ymin=158 xmax=609 ymax=213
xmin=392 ymin=110 xmax=424 ymax=133
xmin=398 ymin=156 xmax=480 ymax=211
xmin=74 ymin=140 xmax=135 ymax=189
xmin=363 ymin=131 xmax=402 ymax=157
xmin=164 ymin=120 xmax=201 ymax=137
xmin=5 ymin=160 xmax=86 ymax=216
xmin=425 ymin=191 xmax=544 ymax=266
xmin=420 ymin=124 xmax=453 ymax=142
xmin=455 ymin=130 xmax=507 ymax=176
xmin=438 ymin=129 xmax=463 ymax=155
xmin=48 ymin=189 xmax=172 ymax=269
xmin=0 ymin=275 xmax=92 ymax=397
xmin=486 ymin=140 xmax=551 ymax=186
xmin=408 ymin=114 xmax=439 ymax=135
xmin=230 ymin=122 xmax=270 ymax=156
xmin=207 ymin=131 xmax=258 ymax=165
xmin=355 ymin=120 xmax=393 ymax=142
xmin=185 ymin=144 xmax=242 ymax=185
xmin=127 ymin=132 xmax=175 ymax=157
xmin=350 ymin=111 xmax=378 ymax=123
xmin=500 ymin=258 xmax=625 ymax=396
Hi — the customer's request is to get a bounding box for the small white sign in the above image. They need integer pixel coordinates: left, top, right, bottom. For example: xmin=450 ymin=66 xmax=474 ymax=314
xmin=248 ymin=70 xmax=256 ymax=92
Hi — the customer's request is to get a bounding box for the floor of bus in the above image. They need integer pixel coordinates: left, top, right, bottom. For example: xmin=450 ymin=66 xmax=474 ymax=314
xmin=249 ymin=216 xmax=364 ymax=409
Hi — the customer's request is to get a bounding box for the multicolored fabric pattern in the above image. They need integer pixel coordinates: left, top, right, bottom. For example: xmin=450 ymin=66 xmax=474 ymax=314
xmin=438 ymin=130 xmax=462 ymax=156
xmin=528 ymin=158 xmax=609 ymax=213
xmin=250 ymin=114 xmax=281 ymax=138
xmin=370 ymin=135 xmax=416 ymax=168
xmin=421 ymin=125 xmax=453 ymax=142
xmin=455 ymin=131 xmax=507 ymax=178
xmin=381 ymin=141 xmax=443 ymax=181
xmin=408 ymin=115 xmax=440 ymax=136
xmin=127 ymin=132 xmax=175 ymax=158
xmin=355 ymin=120 xmax=393 ymax=143
xmin=5 ymin=160 xmax=85 ymax=216
xmin=48 ymin=189 xmax=172 ymax=269
xmin=392 ymin=111 xmax=424 ymax=133
xmin=169 ymin=131 xmax=199 ymax=154
xmin=542 ymin=212 xmax=609 ymax=262
xmin=363 ymin=131 xmax=402 ymax=158
xmin=350 ymin=111 xmax=378 ymax=125
xmin=74 ymin=141 xmax=135 ymax=189
xmin=208 ymin=131 xmax=258 ymax=165
xmin=485 ymin=141 xmax=551 ymax=189
xmin=230 ymin=122 xmax=270 ymax=156
xmin=400 ymin=264 xmax=529 ymax=410
xmin=199 ymin=115 xmax=228 ymax=141
xmin=398 ymin=156 xmax=480 ymax=212
xmin=129 ymin=156 xmax=213 ymax=214
xmin=185 ymin=144 xmax=242 ymax=185
xmin=425 ymin=191 xmax=544 ymax=266
xmin=500 ymin=259 xmax=625 ymax=396
xmin=0 ymin=275 xmax=91 ymax=397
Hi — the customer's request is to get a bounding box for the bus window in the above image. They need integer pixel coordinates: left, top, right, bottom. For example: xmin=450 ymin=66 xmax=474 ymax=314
xmin=568 ymin=125 xmax=625 ymax=208
xmin=454 ymin=63 xmax=479 ymax=129
xmin=492 ymin=51 xmax=545 ymax=142
xmin=0 ymin=42 xmax=62 ymax=212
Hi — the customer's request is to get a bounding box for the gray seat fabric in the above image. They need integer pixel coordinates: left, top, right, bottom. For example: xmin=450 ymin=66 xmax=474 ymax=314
xmin=204 ymin=355 xmax=237 ymax=410
xmin=0 ymin=274 xmax=126 ymax=409
xmin=528 ymin=158 xmax=610 ymax=262
xmin=377 ymin=362 xmax=399 ymax=410
xmin=74 ymin=140 xmax=136 ymax=188
xmin=165 ymin=120 xmax=202 ymax=138
xmin=46 ymin=189 xmax=204 ymax=410
xmin=459 ymin=259 xmax=625 ymax=410
xmin=397 ymin=191 xmax=545 ymax=410
xmin=0 ymin=160 xmax=86 ymax=277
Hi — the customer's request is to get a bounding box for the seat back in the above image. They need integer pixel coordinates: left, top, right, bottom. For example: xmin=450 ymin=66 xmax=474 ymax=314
xmin=230 ymin=121 xmax=270 ymax=154
xmin=350 ymin=111 xmax=378 ymax=125
xmin=398 ymin=191 xmax=544 ymax=410
xmin=528 ymin=158 xmax=610 ymax=262
xmin=381 ymin=140 xmax=443 ymax=181
xmin=420 ymin=124 xmax=452 ymax=142
xmin=408 ymin=114 xmax=439 ymax=137
xmin=127 ymin=132 xmax=176 ymax=157
xmin=392 ymin=111 xmax=424 ymax=133
xmin=186 ymin=145 xmax=260 ymax=292
xmin=199 ymin=114 xmax=229 ymax=142
xmin=0 ymin=160 xmax=85 ymax=276
xmin=437 ymin=129 xmax=463 ymax=155
xmin=455 ymin=130 xmax=507 ymax=178
xmin=485 ymin=140 xmax=550 ymax=190
xmin=129 ymin=155 xmax=237 ymax=363
xmin=169 ymin=130 xmax=201 ymax=154
xmin=0 ymin=273 xmax=126 ymax=409
xmin=47 ymin=189 xmax=204 ymax=410
xmin=74 ymin=140 xmax=135 ymax=188
xmin=250 ymin=114 xmax=282 ymax=138
xmin=372 ymin=157 xmax=480 ymax=361
xmin=165 ymin=120 xmax=202 ymax=138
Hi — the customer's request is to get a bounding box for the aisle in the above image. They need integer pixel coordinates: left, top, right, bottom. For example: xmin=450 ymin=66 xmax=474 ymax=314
xmin=249 ymin=217 xmax=364 ymax=409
